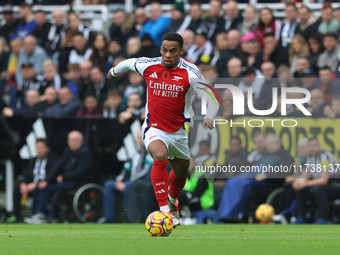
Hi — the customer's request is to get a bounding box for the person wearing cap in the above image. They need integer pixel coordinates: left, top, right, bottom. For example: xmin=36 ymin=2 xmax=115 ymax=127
xmin=169 ymin=1 xmax=186 ymax=34
xmin=240 ymin=32 xmax=263 ymax=70
xmin=186 ymin=30 xmax=219 ymax=65
xmin=0 ymin=5 xmax=19 ymax=44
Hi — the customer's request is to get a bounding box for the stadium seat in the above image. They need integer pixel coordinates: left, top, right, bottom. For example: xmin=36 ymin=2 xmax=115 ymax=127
xmin=59 ymin=183 xmax=104 ymax=223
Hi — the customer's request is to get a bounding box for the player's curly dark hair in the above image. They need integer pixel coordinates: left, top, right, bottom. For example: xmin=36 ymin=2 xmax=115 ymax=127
xmin=162 ymin=32 xmax=183 ymax=49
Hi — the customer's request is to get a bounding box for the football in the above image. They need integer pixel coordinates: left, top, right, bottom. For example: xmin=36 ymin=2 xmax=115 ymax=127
xmin=255 ymin=204 xmax=275 ymax=223
xmin=145 ymin=211 xmax=174 ymax=237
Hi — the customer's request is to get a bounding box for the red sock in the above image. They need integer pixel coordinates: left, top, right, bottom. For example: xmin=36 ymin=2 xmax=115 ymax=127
xmin=168 ymin=170 xmax=187 ymax=200
xmin=151 ymin=160 xmax=169 ymax=207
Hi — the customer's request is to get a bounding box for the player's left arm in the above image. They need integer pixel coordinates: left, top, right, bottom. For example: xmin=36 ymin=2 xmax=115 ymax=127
xmin=190 ymin=73 xmax=220 ymax=130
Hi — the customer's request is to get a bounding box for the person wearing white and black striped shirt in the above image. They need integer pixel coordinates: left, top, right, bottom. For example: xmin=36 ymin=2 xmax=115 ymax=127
xmin=293 ymin=137 xmax=340 ymax=224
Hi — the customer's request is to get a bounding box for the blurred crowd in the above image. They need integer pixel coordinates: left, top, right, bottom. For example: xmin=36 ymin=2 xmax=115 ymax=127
xmin=1 ymin=0 xmax=340 ymax=224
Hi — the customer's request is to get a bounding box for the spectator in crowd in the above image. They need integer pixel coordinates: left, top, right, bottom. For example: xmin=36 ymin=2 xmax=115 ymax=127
xmin=32 ymin=10 xmax=52 ymax=51
xmin=16 ymin=63 xmax=45 ymax=109
xmin=238 ymin=67 xmax=265 ymax=101
xmin=214 ymin=136 xmax=248 ymax=205
xmin=279 ymin=3 xmax=299 ymax=49
xmin=296 ymin=5 xmax=321 ymax=40
xmin=3 ymin=89 xmax=44 ymax=117
xmin=140 ymin=34 xmax=159 ymax=58
xmin=169 ymin=1 xmax=186 ymax=34
xmin=45 ymin=9 xmax=67 ymax=58
xmin=215 ymin=32 xmax=228 ymax=53
xmin=102 ymin=130 xmax=153 ymax=223
xmin=41 ymin=87 xmax=58 ymax=115
xmin=0 ymin=37 xmax=9 ymax=93
xmin=134 ymin=7 xmax=148 ymax=33
xmin=10 ymin=3 xmax=37 ymax=41
xmin=64 ymin=63 xmax=81 ymax=96
xmin=118 ymin=93 xmax=144 ymax=125
xmin=289 ymin=35 xmax=310 ymax=73
xmin=241 ymin=32 xmax=263 ymax=70
xmin=139 ymin=2 xmax=171 ymax=47
xmin=308 ymin=88 xmax=331 ymax=118
xmin=77 ymin=95 xmax=100 ymax=118
xmin=318 ymin=3 xmax=339 ymax=35
xmin=293 ymin=137 xmax=340 ymax=224
xmin=44 ymin=86 xmax=81 ymax=117
xmin=240 ymin=5 xmax=258 ymax=37
xmin=40 ymin=60 xmax=65 ymax=92
xmin=307 ymin=32 xmax=324 ymax=73
xmin=223 ymin=57 xmax=242 ymax=79
xmin=317 ymin=33 xmax=340 ymax=72
xmin=89 ymin=32 xmax=109 ymax=71
xmin=109 ymin=9 xmax=136 ymax=46
xmin=106 ymin=40 xmax=124 ymax=71
xmin=324 ymin=95 xmax=340 ymax=118
xmin=216 ymin=30 xmax=241 ymax=75
xmin=254 ymin=8 xmax=282 ymax=48
xmin=16 ymin=35 xmax=49 ymax=90
xmin=277 ymin=64 xmax=293 ymax=88
xmin=61 ymin=12 xmax=91 ymax=48
xmin=186 ymin=2 xmax=203 ymax=32
xmin=180 ymin=155 xmax=214 ymax=223
xmin=12 ymin=138 xmax=57 ymax=222
xmin=262 ymin=33 xmax=288 ymax=67
xmin=124 ymin=71 xmax=145 ymax=103
xmin=222 ymin=0 xmax=243 ymax=32
xmin=102 ymin=89 xmax=124 ymax=119
xmin=194 ymin=140 xmax=216 ymax=174
xmin=301 ymin=68 xmax=320 ymax=91
xmin=87 ymin=66 xmax=115 ymax=107
xmin=294 ymin=56 xmax=311 ymax=78
xmin=197 ymin=0 xmax=224 ymax=42
xmin=0 ymin=5 xmax=19 ymax=44
xmin=256 ymin=61 xmax=280 ymax=110
xmin=68 ymin=32 xmax=93 ymax=65
xmin=78 ymin=60 xmax=93 ymax=101
xmin=186 ymin=31 xmax=218 ymax=65
xmin=319 ymin=66 xmax=339 ymax=102
xmin=24 ymin=130 xmax=93 ymax=224
xmin=126 ymin=37 xmax=142 ymax=58
xmin=181 ymin=29 xmax=195 ymax=58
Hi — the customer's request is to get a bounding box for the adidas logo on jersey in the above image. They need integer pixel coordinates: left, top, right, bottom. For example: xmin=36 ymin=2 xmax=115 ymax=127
xmin=149 ymin=72 xmax=158 ymax=78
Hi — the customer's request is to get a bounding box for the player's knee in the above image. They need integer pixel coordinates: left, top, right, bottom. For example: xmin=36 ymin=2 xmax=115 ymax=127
xmin=151 ymin=151 xmax=168 ymax=160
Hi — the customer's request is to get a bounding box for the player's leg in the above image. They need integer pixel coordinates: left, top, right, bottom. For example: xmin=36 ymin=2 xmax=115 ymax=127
xmin=147 ymin=140 xmax=170 ymax=212
xmin=168 ymin=158 xmax=190 ymax=202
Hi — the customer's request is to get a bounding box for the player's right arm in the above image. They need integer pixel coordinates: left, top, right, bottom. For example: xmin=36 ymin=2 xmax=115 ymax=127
xmin=107 ymin=58 xmax=138 ymax=79
xmin=107 ymin=57 xmax=157 ymax=79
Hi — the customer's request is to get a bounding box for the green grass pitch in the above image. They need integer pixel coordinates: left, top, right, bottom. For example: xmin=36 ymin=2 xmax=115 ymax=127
xmin=1 ymin=224 xmax=340 ymax=255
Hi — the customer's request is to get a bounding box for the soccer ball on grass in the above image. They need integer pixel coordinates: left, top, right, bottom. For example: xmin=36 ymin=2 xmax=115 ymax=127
xmin=145 ymin=211 xmax=173 ymax=237
xmin=255 ymin=204 xmax=275 ymax=223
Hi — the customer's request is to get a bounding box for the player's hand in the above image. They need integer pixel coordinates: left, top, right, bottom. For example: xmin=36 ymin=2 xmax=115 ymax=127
xmin=202 ymin=118 xmax=214 ymax=130
xmin=107 ymin=67 xmax=117 ymax=79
